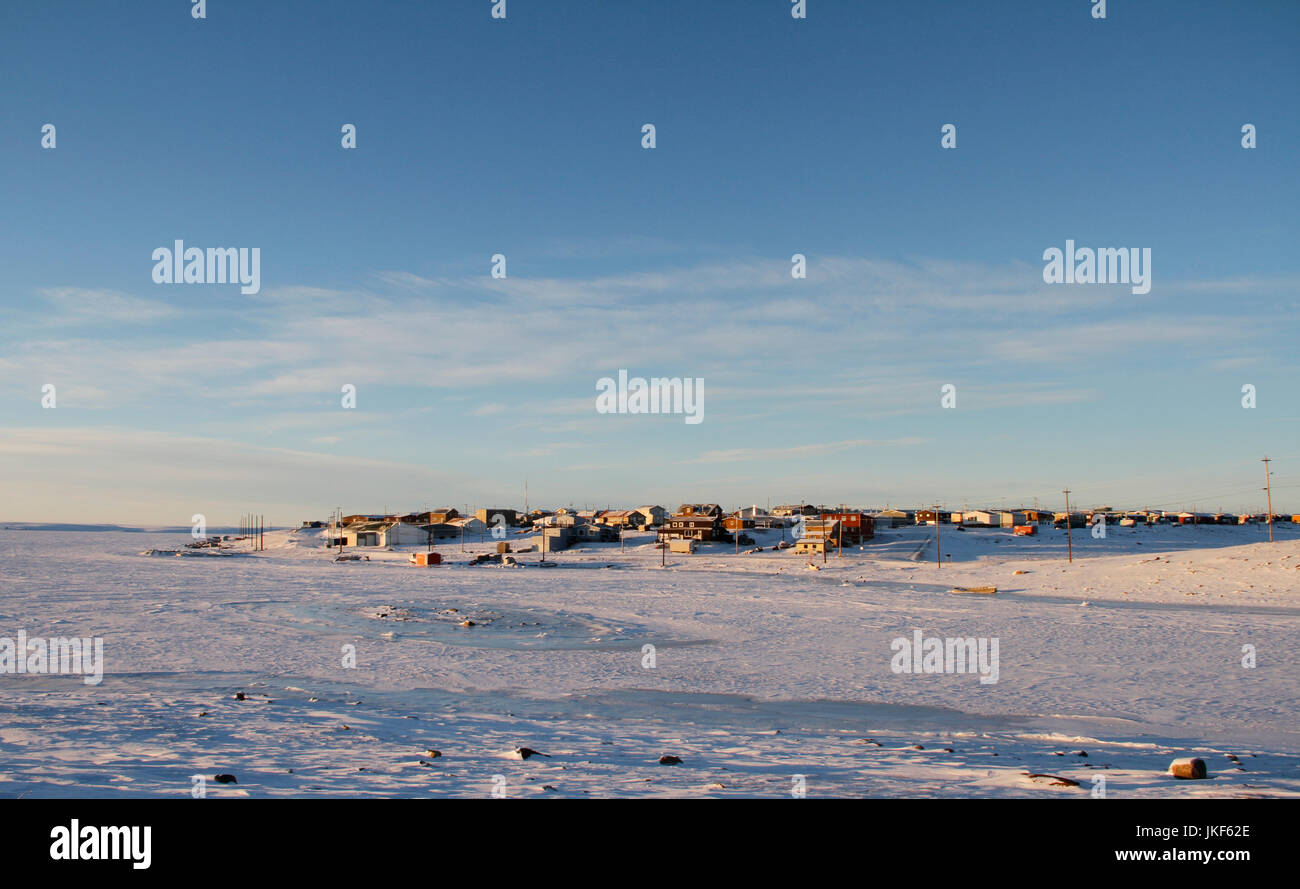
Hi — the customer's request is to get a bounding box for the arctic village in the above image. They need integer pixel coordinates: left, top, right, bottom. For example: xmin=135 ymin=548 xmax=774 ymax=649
xmin=5 ymin=498 xmax=1296 ymax=798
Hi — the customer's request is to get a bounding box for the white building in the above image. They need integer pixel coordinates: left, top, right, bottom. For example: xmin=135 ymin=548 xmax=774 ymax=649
xmin=447 ymin=516 xmax=488 ymax=536
xmin=635 ymin=505 xmax=666 ymax=526
xmin=344 ymin=520 xmax=430 ymax=548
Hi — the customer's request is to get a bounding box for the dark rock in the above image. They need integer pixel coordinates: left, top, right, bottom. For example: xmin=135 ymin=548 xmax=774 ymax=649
xmin=1025 ymin=773 xmax=1079 ymax=787
xmin=659 ymin=754 xmax=683 ymax=765
xmin=213 ymin=774 xmax=237 ymax=784
xmin=516 ymin=747 xmax=549 ymax=760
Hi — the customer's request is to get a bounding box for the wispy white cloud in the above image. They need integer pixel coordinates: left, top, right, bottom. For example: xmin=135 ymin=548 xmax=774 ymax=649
xmin=683 ymin=437 xmax=928 ymax=464
xmin=38 ymin=288 xmax=179 ymax=324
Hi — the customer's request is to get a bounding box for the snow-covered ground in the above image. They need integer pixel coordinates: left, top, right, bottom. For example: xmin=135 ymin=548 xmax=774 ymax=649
xmin=1 ymin=521 xmax=1297 ymax=798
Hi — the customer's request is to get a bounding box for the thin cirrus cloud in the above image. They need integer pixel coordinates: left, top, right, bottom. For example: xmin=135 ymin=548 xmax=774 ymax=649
xmin=683 ymin=437 xmax=929 ymax=464
xmin=37 ymin=288 xmax=180 ymax=324
xmin=1 ymin=256 xmax=1290 ymax=426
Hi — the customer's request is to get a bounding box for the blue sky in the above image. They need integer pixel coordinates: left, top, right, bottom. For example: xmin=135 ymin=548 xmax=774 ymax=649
xmin=1 ymin=0 xmax=1297 ymax=524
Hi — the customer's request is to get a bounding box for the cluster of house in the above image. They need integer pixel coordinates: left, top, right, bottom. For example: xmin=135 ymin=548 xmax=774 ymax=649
xmin=903 ymin=508 xmax=1296 ymax=528
xmin=1132 ymin=511 xmax=1296 ymax=526
xmin=332 ymin=508 xmax=518 ymax=548
xmin=322 ymin=506 xmax=663 ymax=551
xmin=527 ymin=507 xmax=645 ymax=552
xmin=658 ymin=504 xmax=879 ymax=555
xmin=312 ymin=502 xmax=1294 ymax=551
xmin=316 ymin=503 xmax=876 ymax=552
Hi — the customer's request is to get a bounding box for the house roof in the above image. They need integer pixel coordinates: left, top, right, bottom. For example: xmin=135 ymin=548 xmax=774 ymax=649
xmin=351 ymin=520 xmax=430 ymax=532
xmin=677 ymin=503 xmax=722 ymax=515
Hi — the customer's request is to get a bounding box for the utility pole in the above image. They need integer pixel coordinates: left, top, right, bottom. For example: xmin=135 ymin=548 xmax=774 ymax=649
xmin=934 ymin=504 xmax=942 ymax=568
xmin=1063 ymin=489 xmax=1073 ymax=563
xmin=1263 ymin=457 xmax=1275 ymax=543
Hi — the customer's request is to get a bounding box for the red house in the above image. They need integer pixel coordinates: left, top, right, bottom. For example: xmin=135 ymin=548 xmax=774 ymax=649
xmin=819 ymin=511 xmax=875 ymax=545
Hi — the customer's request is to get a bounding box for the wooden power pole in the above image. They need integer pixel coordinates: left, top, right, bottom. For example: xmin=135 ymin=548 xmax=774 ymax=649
xmin=934 ymin=504 xmax=942 ymax=568
xmin=1263 ymin=457 xmax=1275 ymax=543
xmin=1063 ymin=489 xmax=1073 ymax=563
